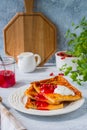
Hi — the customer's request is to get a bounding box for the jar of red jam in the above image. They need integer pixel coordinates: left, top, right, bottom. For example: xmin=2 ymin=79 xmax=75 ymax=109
xmin=0 ymin=56 xmax=16 ymax=88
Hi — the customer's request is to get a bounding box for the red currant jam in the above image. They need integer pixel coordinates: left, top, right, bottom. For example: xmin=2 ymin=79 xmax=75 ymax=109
xmin=35 ymin=101 xmax=49 ymax=110
xmin=35 ymin=84 xmax=57 ymax=110
xmin=40 ymin=83 xmax=57 ymax=94
xmin=0 ymin=70 xmax=16 ymax=88
xmin=49 ymin=72 xmax=55 ymax=76
xmin=35 ymin=94 xmax=46 ymax=101
xmin=57 ymin=52 xmax=73 ymax=59
xmin=58 ymin=73 xmax=64 ymax=76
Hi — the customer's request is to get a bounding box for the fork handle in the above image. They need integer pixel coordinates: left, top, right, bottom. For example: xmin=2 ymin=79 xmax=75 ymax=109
xmin=0 ymin=103 xmax=26 ymax=130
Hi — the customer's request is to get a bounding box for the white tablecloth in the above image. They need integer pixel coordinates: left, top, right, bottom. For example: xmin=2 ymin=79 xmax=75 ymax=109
xmin=0 ymin=65 xmax=87 ymax=130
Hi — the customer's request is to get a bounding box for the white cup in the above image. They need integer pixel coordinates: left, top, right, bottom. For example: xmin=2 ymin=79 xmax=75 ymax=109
xmin=55 ymin=51 xmax=78 ymax=71
xmin=17 ymin=52 xmax=41 ymax=72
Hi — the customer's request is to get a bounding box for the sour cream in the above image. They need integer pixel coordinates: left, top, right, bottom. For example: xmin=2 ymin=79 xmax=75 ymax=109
xmin=54 ymin=85 xmax=74 ymax=96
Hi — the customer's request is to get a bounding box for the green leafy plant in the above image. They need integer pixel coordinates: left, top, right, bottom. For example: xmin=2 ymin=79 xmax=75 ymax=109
xmin=61 ymin=17 xmax=87 ymax=85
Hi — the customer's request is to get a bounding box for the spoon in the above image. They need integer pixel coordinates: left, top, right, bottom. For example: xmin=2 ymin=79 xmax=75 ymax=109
xmin=0 ymin=96 xmax=2 ymax=102
xmin=0 ymin=55 xmax=6 ymax=71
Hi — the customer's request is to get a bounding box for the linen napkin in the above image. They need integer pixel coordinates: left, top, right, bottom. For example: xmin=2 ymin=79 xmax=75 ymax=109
xmin=0 ymin=103 xmax=27 ymax=130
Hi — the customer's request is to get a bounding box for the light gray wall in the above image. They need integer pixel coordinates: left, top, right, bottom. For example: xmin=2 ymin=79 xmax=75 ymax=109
xmin=0 ymin=0 xmax=87 ymax=63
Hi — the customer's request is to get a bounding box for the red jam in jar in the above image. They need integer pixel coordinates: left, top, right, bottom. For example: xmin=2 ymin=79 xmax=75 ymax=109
xmin=0 ymin=70 xmax=15 ymax=88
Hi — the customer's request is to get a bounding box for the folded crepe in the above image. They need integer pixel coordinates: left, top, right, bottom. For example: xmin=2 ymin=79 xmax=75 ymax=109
xmin=24 ymin=75 xmax=82 ymax=110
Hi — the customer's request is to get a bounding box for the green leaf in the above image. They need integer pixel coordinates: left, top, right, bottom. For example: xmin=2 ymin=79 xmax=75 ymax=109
xmin=83 ymin=75 xmax=87 ymax=81
xmin=65 ymin=29 xmax=70 ymax=38
xmin=64 ymin=67 xmax=72 ymax=75
xmin=67 ymin=39 xmax=74 ymax=45
xmin=70 ymin=72 xmax=78 ymax=81
xmin=64 ymin=70 xmax=70 ymax=75
xmin=72 ymin=22 xmax=75 ymax=26
xmin=71 ymin=33 xmax=77 ymax=37
xmin=75 ymin=25 xmax=79 ymax=29
xmin=77 ymin=80 xmax=81 ymax=85
xmin=72 ymin=59 xmax=77 ymax=63
xmin=59 ymin=64 xmax=67 ymax=71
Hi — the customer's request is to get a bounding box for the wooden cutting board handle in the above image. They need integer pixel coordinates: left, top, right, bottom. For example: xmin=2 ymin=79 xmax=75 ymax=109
xmin=24 ymin=0 xmax=34 ymax=13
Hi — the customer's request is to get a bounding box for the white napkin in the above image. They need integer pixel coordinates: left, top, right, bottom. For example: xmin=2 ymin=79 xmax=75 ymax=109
xmin=0 ymin=103 xmax=26 ymax=130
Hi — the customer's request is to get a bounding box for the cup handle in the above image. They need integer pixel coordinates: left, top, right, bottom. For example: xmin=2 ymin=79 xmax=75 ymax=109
xmin=34 ymin=54 xmax=41 ymax=66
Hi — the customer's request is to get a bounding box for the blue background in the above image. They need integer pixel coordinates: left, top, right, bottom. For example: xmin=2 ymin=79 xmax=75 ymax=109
xmin=0 ymin=0 xmax=87 ymax=62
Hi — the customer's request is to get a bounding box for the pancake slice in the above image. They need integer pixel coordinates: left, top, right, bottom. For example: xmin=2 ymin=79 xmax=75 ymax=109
xmin=25 ymin=98 xmax=63 ymax=110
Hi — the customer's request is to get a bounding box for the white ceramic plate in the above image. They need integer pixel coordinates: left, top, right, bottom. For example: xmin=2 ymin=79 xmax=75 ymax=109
xmin=8 ymin=85 xmax=85 ymax=116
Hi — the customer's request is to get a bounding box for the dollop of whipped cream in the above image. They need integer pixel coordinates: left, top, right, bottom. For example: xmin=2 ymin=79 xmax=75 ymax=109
xmin=54 ymin=85 xmax=74 ymax=95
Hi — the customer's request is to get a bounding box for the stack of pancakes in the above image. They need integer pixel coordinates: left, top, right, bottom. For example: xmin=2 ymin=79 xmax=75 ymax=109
xmin=24 ymin=76 xmax=82 ymax=110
